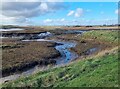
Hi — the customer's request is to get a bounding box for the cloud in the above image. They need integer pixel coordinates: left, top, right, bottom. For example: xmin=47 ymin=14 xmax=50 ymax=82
xmin=2 ymin=0 xmax=42 ymax=2
xmin=67 ymin=8 xmax=83 ymax=17
xmin=1 ymin=2 xmax=66 ymax=25
xmin=0 ymin=15 xmax=16 ymax=25
xmin=115 ymin=9 xmax=120 ymax=14
xmin=43 ymin=18 xmax=65 ymax=24
xmin=74 ymin=8 xmax=83 ymax=17
xmin=1 ymin=2 xmax=65 ymax=17
xmin=60 ymin=18 xmax=65 ymax=22
xmin=43 ymin=19 xmax=53 ymax=23
xmin=40 ymin=2 xmax=48 ymax=11
xmin=42 ymin=18 xmax=117 ymax=26
xmin=67 ymin=11 xmax=74 ymax=16
xmin=0 ymin=14 xmax=32 ymax=25
xmin=2 ymin=0 xmax=63 ymax=2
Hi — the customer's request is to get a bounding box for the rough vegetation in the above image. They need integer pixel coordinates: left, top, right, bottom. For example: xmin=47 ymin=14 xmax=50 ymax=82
xmin=1 ymin=30 xmax=119 ymax=87
xmin=2 ymin=38 xmax=60 ymax=76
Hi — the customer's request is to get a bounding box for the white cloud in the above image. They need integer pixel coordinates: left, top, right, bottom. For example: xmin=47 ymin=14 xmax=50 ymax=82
xmin=115 ymin=9 xmax=118 ymax=14
xmin=40 ymin=2 xmax=48 ymax=11
xmin=47 ymin=0 xmax=63 ymax=2
xmin=67 ymin=8 xmax=83 ymax=18
xmin=75 ymin=8 xmax=83 ymax=17
xmin=18 ymin=0 xmax=40 ymax=1
xmin=41 ymin=18 xmax=117 ymax=26
xmin=43 ymin=18 xmax=65 ymax=23
xmin=60 ymin=18 xmax=65 ymax=22
xmin=0 ymin=15 xmax=15 ymax=25
xmin=43 ymin=19 xmax=53 ymax=23
xmin=67 ymin=10 xmax=74 ymax=16
xmin=0 ymin=2 xmax=66 ymax=25
xmin=2 ymin=0 xmax=64 ymax=2
xmin=115 ymin=9 xmax=120 ymax=14
xmin=0 ymin=15 xmax=32 ymax=25
xmin=1 ymin=2 xmax=64 ymax=18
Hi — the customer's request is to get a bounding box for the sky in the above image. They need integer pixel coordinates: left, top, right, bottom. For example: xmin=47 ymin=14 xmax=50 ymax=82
xmin=0 ymin=1 xmax=120 ymax=26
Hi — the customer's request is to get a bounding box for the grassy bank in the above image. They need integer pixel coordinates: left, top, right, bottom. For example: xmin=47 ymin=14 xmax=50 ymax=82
xmin=2 ymin=30 xmax=119 ymax=87
xmin=2 ymin=47 xmax=118 ymax=87
xmin=81 ymin=30 xmax=118 ymax=44
xmin=72 ymin=30 xmax=118 ymax=56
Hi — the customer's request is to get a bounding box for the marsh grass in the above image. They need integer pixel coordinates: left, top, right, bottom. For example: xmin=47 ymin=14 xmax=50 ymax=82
xmin=2 ymin=38 xmax=60 ymax=74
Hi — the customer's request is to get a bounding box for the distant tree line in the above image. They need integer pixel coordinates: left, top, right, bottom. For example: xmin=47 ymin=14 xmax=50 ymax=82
xmin=65 ymin=24 xmax=120 ymax=27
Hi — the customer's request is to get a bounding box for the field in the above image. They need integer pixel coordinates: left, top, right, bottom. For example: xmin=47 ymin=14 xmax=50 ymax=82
xmin=1 ymin=29 xmax=119 ymax=87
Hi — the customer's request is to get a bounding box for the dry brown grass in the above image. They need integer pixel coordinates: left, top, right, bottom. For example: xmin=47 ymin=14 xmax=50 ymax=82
xmin=2 ymin=26 xmax=118 ymax=35
xmin=2 ymin=38 xmax=60 ymax=71
xmin=62 ymin=26 xmax=118 ymax=30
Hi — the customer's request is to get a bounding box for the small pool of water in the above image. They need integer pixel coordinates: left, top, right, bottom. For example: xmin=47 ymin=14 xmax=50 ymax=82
xmin=64 ymin=30 xmax=87 ymax=34
xmin=85 ymin=47 xmax=98 ymax=55
xmin=0 ymin=28 xmax=25 ymax=31
xmin=38 ymin=32 xmax=52 ymax=37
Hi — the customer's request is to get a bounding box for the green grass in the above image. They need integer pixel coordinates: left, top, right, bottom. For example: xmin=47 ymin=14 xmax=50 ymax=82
xmin=82 ymin=30 xmax=118 ymax=43
xmin=2 ymin=49 xmax=118 ymax=87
